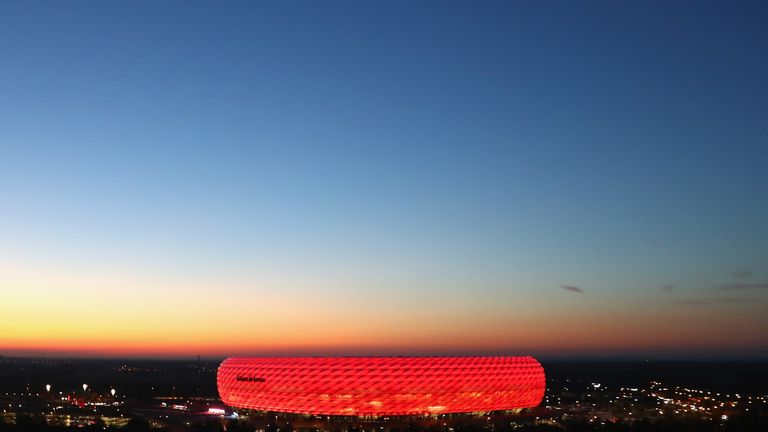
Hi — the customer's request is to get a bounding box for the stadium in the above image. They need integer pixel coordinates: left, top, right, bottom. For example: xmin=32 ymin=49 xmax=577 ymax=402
xmin=217 ymin=356 xmax=545 ymax=417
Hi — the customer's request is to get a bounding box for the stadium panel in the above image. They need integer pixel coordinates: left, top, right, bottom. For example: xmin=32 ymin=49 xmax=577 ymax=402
xmin=217 ymin=356 xmax=545 ymax=416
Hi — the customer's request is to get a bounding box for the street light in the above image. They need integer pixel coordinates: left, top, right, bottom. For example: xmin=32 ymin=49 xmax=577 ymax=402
xmin=46 ymin=384 xmax=51 ymax=393
xmin=111 ymin=389 xmax=116 ymax=397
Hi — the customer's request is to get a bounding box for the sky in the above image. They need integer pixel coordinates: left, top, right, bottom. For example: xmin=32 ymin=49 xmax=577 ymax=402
xmin=1 ymin=1 xmax=767 ymax=359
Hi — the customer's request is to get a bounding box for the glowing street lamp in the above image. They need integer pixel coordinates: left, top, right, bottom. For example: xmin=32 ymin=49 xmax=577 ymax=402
xmin=82 ymin=384 xmax=88 ymax=393
xmin=110 ymin=389 xmax=116 ymax=397
xmin=46 ymin=384 xmax=51 ymax=393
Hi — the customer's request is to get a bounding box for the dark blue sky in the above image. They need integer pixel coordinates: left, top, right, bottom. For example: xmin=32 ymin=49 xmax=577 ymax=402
xmin=1 ymin=1 xmax=766 ymax=356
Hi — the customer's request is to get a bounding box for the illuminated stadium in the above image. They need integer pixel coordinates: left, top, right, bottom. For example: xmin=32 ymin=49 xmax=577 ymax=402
xmin=217 ymin=356 xmax=545 ymax=417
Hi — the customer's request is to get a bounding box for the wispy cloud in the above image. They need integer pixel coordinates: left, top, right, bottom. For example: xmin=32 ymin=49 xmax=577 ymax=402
xmin=670 ymin=299 xmax=710 ymax=306
xmin=714 ymin=282 xmax=768 ymax=291
xmin=713 ymin=297 xmax=765 ymax=304
xmin=730 ymin=269 xmax=754 ymax=279
xmin=561 ymin=285 xmax=585 ymax=294
xmin=662 ymin=296 xmax=764 ymax=306
xmin=660 ymin=284 xmax=675 ymax=292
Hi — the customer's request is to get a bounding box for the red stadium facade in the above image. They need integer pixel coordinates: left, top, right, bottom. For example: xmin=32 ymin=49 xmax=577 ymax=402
xmin=217 ymin=356 xmax=545 ymax=416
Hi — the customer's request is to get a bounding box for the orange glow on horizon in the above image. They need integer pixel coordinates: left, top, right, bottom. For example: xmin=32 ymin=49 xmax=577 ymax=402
xmin=2 ymin=260 xmax=767 ymax=359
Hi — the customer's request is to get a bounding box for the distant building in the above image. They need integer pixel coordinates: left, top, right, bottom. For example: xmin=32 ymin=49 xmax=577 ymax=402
xmin=217 ymin=356 xmax=545 ymax=416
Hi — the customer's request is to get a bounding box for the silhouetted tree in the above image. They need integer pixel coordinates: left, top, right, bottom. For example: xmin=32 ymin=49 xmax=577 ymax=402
xmin=124 ymin=417 xmax=151 ymax=432
xmin=724 ymin=411 xmax=768 ymax=432
xmin=193 ymin=420 xmax=224 ymax=432
xmin=14 ymin=414 xmax=46 ymax=432
xmin=226 ymin=420 xmax=252 ymax=432
xmin=453 ymin=420 xmax=483 ymax=432
xmin=520 ymin=426 xmax=561 ymax=432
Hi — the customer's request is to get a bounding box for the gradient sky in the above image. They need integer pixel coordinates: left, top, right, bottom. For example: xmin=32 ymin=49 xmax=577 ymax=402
xmin=1 ymin=1 xmax=767 ymax=358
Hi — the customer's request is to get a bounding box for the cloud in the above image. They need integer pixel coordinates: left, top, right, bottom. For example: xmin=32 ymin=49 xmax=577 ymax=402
xmin=660 ymin=284 xmax=675 ymax=292
xmin=670 ymin=299 xmax=710 ymax=306
xmin=561 ymin=285 xmax=585 ymax=294
xmin=713 ymin=297 xmax=765 ymax=304
xmin=714 ymin=282 xmax=768 ymax=291
xmin=730 ymin=269 xmax=754 ymax=279
xmin=661 ymin=295 xmax=765 ymax=306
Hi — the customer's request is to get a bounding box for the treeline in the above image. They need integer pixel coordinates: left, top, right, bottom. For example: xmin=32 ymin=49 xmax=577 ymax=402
xmin=2 ymin=414 xmax=767 ymax=432
xmin=0 ymin=416 xmax=251 ymax=432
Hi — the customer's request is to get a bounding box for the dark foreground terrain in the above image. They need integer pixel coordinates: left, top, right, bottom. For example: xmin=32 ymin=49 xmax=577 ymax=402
xmin=0 ymin=357 xmax=765 ymax=432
